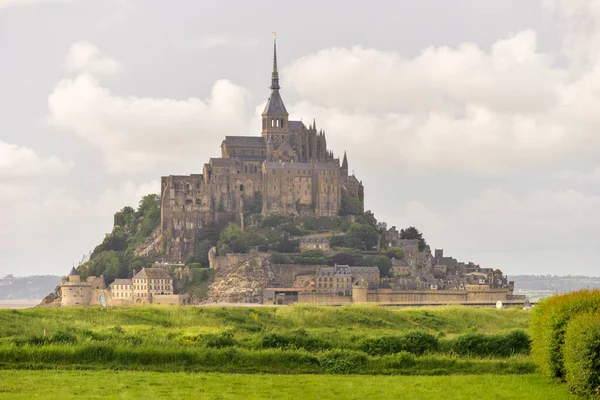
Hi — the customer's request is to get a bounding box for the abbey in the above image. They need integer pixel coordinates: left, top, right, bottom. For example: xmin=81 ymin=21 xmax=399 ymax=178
xmin=161 ymin=37 xmax=364 ymax=262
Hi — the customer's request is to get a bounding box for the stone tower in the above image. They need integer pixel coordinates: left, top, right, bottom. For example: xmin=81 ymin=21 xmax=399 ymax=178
xmin=261 ymin=34 xmax=289 ymax=142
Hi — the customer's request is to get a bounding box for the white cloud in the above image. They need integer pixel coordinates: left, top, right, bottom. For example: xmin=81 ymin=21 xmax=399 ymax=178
xmin=48 ymin=72 xmax=253 ymax=173
xmin=0 ymin=140 xmax=73 ymax=178
xmin=554 ymin=167 xmax=600 ymax=183
xmin=0 ymin=0 xmax=67 ymax=10
xmin=280 ymin=22 xmax=600 ymax=174
xmin=394 ymin=188 xmax=600 ymax=274
xmin=65 ymin=41 xmax=121 ymax=76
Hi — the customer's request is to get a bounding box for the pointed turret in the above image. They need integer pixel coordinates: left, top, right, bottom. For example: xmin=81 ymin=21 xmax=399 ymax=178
xmin=341 ymin=151 xmax=348 ymax=178
xmin=262 ymin=33 xmax=289 ymax=140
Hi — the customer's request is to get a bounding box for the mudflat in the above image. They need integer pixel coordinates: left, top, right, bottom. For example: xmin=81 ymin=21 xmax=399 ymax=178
xmin=0 ymin=300 xmax=39 ymax=309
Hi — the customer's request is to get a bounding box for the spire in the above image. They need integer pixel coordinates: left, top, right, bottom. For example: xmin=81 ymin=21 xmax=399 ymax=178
xmin=342 ymin=151 xmax=348 ymax=170
xmin=262 ymin=32 xmax=288 ymax=117
xmin=270 ymin=32 xmax=280 ymax=90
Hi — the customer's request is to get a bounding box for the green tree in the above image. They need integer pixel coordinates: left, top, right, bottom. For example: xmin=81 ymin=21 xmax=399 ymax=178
xmin=345 ymin=223 xmax=379 ymax=251
xmin=92 ymin=250 xmax=121 ymax=281
xmin=384 ymin=247 xmax=404 ymax=260
xmin=339 ymin=195 xmax=363 ymax=216
xmin=400 ymin=226 xmax=428 ymax=252
xmin=186 ymin=239 xmax=213 ymax=267
xmin=217 ymin=223 xmax=249 ymax=254
xmin=356 ymin=210 xmax=377 ymax=229
xmin=373 ymin=255 xmax=393 ymax=277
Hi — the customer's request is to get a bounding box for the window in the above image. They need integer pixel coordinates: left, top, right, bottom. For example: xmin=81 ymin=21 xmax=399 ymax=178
xmin=240 ymin=184 xmax=244 ymax=192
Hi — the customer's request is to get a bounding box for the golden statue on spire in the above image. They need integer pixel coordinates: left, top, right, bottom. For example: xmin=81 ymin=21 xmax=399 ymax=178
xmin=272 ymin=31 xmax=277 ymax=38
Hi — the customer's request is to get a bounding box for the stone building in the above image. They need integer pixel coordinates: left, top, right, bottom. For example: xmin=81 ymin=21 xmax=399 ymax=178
xmin=132 ymin=267 xmax=173 ymax=303
xmin=299 ymin=237 xmax=330 ymax=252
xmin=61 ymin=268 xmax=106 ymax=307
xmin=109 ymin=279 xmax=133 ymax=300
xmin=160 ymin=36 xmax=364 ymax=262
xmin=316 ymin=265 xmax=380 ymax=296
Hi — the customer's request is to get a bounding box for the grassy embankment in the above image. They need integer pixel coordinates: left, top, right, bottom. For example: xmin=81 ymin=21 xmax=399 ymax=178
xmin=0 ymin=306 xmax=534 ymax=374
xmin=0 ymin=370 xmax=578 ymax=400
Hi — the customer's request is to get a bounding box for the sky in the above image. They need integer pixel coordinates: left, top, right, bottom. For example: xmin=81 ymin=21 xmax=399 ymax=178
xmin=1 ymin=0 xmax=599 ymax=277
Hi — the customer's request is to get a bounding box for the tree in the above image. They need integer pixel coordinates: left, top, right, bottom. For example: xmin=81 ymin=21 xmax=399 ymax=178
xmin=400 ymin=226 xmax=428 ymax=252
xmin=339 ymin=195 xmax=363 ymax=216
xmin=356 ymin=210 xmax=377 ymax=229
xmin=186 ymin=239 xmax=213 ymax=267
xmin=345 ymin=223 xmax=379 ymax=251
xmin=217 ymin=223 xmax=249 ymax=254
xmin=373 ymin=255 xmax=392 ymax=277
xmin=329 ymin=252 xmax=357 ymax=266
xmin=384 ymin=247 xmax=404 ymax=260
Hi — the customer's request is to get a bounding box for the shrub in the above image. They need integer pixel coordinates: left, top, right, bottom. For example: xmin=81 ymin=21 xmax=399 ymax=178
xmin=563 ymin=311 xmax=600 ymax=397
xmin=317 ymin=349 xmax=367 ymax=374
xmin=360 ymin=332 xmax=438 ymax=356
xmin=447 ymin=330 xmax=530 ymax=357
xmin=530 ymin=289 xmax=600 ymax=378
xmin=201 ymin=331 xmax=237 ymax=348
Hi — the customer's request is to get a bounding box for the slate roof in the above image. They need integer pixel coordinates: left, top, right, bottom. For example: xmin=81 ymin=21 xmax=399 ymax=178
xmin=300 ymin=237 xmax=329 ymax=243
xmin=224 ymin=136 xmax=265 ymax=147
xmin=262 ymin=90 xmax=288 ymax=116
xmin=133 ymin=268 xmax=172 ymax=280
xmin=69 ymin=267 xmax=79 ymax=276
xmin=265 ymin=161 xmax=339 ymax=171
xmin=288 ymin=120 xmax=306 ymax=132
xmin=110 ymin=279 xmax=132 ymax=287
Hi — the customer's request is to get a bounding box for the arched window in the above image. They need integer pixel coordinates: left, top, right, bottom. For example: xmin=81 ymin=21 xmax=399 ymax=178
xmin=240 ymin=184 xmax=244 ymax=192
xmin=271 ymin=119 xmax=275 ymax=127
xmin=281 ymin=118 xmax=284 ymax=127
xmin=254 ymin=165 xmax=258 ymax=173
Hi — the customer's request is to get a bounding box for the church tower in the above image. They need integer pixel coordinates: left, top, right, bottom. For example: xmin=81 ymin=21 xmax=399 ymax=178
xmin=261 ymin=33 xmax=289 ymax=142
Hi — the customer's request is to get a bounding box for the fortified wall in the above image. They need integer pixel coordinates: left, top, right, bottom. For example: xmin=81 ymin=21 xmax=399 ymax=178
xmin=298 ymin=285 xmax=526 ymax=306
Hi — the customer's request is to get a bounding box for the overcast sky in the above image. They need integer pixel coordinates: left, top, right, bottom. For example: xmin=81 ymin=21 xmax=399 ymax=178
xmin=1 ymin=0 xmax=599 ymax=277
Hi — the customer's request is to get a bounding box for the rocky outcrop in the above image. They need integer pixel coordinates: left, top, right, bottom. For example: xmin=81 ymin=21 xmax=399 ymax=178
xmin=38 ymin=285 xmax=61 ymax=307
xmin=134 ymin=227 xmax=162 ymax=258
xmin=205 ymin=253 xmax=273 ymax=304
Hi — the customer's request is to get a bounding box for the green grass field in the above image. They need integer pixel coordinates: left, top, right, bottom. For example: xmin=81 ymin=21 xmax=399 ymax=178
xmin=0 ymin=306 xmax=562 ymax=399
xmin=0 ymin=306 xmax=534 ymax=374
xmin=0 ymin=370 xmax=578 ymax=399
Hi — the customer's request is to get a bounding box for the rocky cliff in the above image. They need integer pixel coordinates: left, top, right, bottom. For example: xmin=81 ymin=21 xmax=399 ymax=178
xmin=205 ymin=253 xmax=273 ymax=304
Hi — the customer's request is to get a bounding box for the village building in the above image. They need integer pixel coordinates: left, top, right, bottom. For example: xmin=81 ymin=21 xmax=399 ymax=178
xmin=299 ymin=237 xmax=330 ymax=252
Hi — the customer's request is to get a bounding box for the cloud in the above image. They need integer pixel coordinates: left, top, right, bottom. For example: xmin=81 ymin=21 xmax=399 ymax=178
xmin=0 ymin=0 xmax=67 ymax=10
xmin=179 ymin=34 xmax=259 ymax=50
xmin=280 ymin=23 xmax=600 ymax=174
xmin=0 ymin=140 xmax=73 ymax=178
xmin=65 ymin=41 xmax=121 ymax=76
xmin=554 ymin=167 xmax=600 ymax=183
xmin=48 ymin=72 xmax=253 ymax=173
xmin=394 ymin=188 xmax=600 ymax=274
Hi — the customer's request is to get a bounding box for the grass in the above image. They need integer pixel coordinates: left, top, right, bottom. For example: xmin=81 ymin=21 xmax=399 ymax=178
xmin=0 ymin=306 xmax=534 ymax=374
xmin=0 ymin=370 xmax=578 ymax=399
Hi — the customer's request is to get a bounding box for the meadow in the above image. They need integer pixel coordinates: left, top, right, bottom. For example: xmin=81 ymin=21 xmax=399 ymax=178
xmin=0 ymin=305 xmax=574 ymax=399
xmin=0 ymin=370 xmax=578 ymax=400
xmin=0 ymin=306 xmax=533 ymax=374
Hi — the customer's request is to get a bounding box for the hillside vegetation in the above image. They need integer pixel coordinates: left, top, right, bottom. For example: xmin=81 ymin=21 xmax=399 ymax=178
xmin=0 ymin=306 xmax=533 ymax=374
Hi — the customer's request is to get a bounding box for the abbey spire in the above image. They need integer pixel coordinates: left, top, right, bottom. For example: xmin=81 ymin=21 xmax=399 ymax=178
xmin=262 ymin=32 xmax=289 ymax=140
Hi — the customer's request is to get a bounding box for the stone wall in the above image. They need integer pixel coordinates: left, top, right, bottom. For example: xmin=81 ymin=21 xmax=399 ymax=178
xmin=298 ymin=292 xmax=352 ymax=305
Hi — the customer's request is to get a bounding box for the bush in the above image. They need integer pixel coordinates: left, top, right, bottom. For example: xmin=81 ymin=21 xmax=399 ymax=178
xmin=563 ymin=311 xmax=600 ymax=397
xmin=202 ymin=331 xmax=237 ymax=348
xmin=360 ymin=332 xmax=438 ymax=356
xmin=317 ymin=349 xmax=367 ymax=374
xmin=446 ymin=330 xmax=530 ymax=357
xmin=530 ymin=289 xmax=600 ymax=378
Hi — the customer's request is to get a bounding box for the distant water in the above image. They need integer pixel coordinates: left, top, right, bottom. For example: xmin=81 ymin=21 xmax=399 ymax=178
xmin=0 ymin=300 xmax=39 ymax=309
